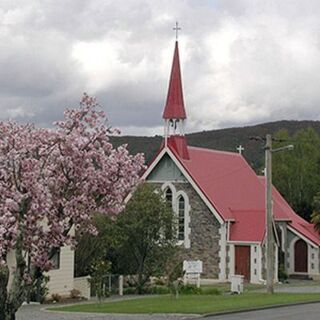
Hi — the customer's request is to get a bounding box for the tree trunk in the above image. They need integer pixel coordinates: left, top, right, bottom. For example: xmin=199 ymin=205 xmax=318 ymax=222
xmin=6 ymin=242 xmax=27 ymax=320
xmin=3 ymin=230 xmax=28 ymax=320
xmin=0 ymin=265 xmax=9 ymax=320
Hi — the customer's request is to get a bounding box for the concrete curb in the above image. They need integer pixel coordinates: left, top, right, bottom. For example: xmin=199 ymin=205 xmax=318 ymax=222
xmin=197 ymin=300 xmax=320 ymax=318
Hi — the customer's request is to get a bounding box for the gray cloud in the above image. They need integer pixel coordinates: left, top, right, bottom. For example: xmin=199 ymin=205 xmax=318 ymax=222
xmin=1 ymin=0 xmax=320 ymax=135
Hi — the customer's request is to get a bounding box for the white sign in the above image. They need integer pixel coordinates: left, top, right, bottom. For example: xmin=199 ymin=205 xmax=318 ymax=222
xmin=183 ymin=260 xmax=203 ymax=274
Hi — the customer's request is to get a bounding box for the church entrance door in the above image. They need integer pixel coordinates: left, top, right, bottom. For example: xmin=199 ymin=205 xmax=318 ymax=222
xmin=235 ymin=245 xmax=250 ymax=281
xmin=294 ymin=239 xmax=308 ymax=273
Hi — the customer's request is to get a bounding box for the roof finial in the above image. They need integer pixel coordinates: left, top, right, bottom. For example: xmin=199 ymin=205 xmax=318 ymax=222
xmin=173 ymin=21 xmax=181 ymax=40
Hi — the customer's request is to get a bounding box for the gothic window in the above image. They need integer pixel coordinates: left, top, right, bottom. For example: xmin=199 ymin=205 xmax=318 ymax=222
xmin=165 ymin=188 xmax=173 ymax=206
xmin=178 ymin=196 xmax=185 ymax=241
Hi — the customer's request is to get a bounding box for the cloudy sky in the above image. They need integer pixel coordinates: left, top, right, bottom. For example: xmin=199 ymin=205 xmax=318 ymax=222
xmin=1 ymin=0 xmax=320 ymax=136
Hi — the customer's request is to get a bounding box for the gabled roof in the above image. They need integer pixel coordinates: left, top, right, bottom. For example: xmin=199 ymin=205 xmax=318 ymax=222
xmin=162 ymin=41 xmax=187 ymax=120
xmin=259 ymin=177 xmax=320 ymax=246
xmin=169 ymin=142 xmax=266 ymax=221
xmin=164 ymin=139 xmax=320 ymax=245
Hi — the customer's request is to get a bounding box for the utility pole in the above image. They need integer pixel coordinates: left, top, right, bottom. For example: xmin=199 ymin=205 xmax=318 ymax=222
xmin=250 ymin=134 xmax=293 ymax=294
xmin=265 ymin=134 xmax=274 ymax=294
xmin=265 ymin=135 xmax=294 ymax=294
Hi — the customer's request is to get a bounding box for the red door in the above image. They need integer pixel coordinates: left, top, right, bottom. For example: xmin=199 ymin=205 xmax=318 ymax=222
xmin=235 ymin=246 xmax=250 ymax=280
xmin=294 ymin=239 xmax=308 ymax=273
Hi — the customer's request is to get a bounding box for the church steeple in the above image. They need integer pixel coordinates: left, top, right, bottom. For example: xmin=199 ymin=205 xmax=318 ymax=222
xmin=162 ymin=41 xmax=187 ymax=120
xmin=163 ymin=39 xmax=189 ymax=160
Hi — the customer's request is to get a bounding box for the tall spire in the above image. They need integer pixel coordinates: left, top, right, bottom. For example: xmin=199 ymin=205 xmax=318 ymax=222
xmin=162 ymin=41 xmax=187 ymax=120
xmin=162 ymin=38 xmax=189 ymax=160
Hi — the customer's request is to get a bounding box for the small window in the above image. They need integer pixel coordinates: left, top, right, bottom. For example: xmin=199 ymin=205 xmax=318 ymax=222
xmin=165 ymin=188 xmax=172 ymax=206
xmin=254 ymin=246 xmax=257 ymax=253
xmin=311 ymin=253 xmax=315 ymax=260
xmin=178 ymin=196 xmax=185 ymax=241
xmin=50 ymin=248 xmax=61 ymax=270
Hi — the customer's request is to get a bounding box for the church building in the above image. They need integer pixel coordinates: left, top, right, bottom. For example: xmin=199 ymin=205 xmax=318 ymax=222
xmin=141 ymin=40 xmax=320 ymax=283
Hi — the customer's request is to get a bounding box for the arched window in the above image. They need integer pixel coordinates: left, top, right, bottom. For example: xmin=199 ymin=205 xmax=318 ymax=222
xmin=165 ymin=188 xmax=173 ymax=206
xmin=178 ymin=196 xmax=185 ymax=240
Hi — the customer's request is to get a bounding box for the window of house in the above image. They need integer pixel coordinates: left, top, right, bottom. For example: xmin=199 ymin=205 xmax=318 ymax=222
xmin=50 ymin=248 xmax=61 ymax=270
xmin=178 ymin=196 xmax=185 ymax=241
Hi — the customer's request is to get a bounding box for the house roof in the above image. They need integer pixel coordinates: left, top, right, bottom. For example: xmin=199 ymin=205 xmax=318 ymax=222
xmin=164 ymin=139 xmax=320 ymax=245
xmin=162 ymin=41 xmax=187 ymax=120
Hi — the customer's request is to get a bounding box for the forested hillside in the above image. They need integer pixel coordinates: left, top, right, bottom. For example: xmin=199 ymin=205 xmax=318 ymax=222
xmin=110 ymin=120 xmax=320 ymax=170
xmin=110 ymin=120 xmax=320 ymax=221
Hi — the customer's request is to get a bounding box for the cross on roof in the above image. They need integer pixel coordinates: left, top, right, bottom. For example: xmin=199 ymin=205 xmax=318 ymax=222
xmin=236 ymin=145 xmax=244 ymax=155
xmin=173 ymin=21 xmax=181 ymax=40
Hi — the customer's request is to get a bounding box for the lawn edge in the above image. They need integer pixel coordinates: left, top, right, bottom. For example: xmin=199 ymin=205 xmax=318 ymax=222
xmin=44 ymin=296 xmax=320 ymax=317
xmin=200 ymin=300 xmax=320 ymax=318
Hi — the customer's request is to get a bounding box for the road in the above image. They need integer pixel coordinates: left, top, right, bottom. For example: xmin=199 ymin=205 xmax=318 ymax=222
xmin=203 ymin=302 xmax=320 ymax=320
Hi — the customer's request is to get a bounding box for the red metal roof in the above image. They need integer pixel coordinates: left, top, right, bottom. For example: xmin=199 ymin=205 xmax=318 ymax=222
xmin=164 ymin=135 xmax=189 ymax=160
xmin=259 ymin=177 xmax=320 ymax=246
xmin=229 ymin=210 xmax=265 ymax=242
xmin=165 ymin=140 xmax=320 ymax=244
xmin=162 ymin=41 xmax=187 ymax=120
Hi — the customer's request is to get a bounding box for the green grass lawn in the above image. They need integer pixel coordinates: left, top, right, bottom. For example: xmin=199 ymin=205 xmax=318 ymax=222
xmin=50 ymin=293 xmax=320 ymax=315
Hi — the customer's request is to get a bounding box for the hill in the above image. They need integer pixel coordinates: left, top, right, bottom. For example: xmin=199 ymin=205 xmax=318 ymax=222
xmin=110 ymin=120 xmax=320 ymax=171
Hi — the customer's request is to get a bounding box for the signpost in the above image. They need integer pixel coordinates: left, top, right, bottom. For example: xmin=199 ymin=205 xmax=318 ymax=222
xmin=183 ymin=260 xmax=203 ymax=288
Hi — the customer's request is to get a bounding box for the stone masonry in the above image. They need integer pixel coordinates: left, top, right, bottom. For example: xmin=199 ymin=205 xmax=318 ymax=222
xmin=152 ymin=182 xmax=221 ymax=278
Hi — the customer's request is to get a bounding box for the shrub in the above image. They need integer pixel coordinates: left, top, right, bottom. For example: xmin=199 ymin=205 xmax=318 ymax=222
xmin=278 ymin=264 xmax=288 ymax=281
xmin=51 ymin=293 xmax=62 ymax=302
xmin=29 ymin=275 xmax=49 ymax=303
xmin=89 ymin=260 xmax=111 ymax=301
xmin=70 ymin=289 xmax=81 ymax=299
xmin=123 ymin=286 xmax=137 ymax=295
xmin=179 ymin=284 xmax=202 ymax=295
xmin=148 ymin=285 xmax=171 ymax=294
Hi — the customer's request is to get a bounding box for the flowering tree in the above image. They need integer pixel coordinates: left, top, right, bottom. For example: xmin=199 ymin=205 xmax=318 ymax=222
xmin=0 ymin=94 xmax=144 ymax=319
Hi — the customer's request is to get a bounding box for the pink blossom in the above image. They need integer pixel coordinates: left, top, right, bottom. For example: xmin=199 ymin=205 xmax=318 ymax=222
xmin=0 ymin=93 xmax=145 ymax=270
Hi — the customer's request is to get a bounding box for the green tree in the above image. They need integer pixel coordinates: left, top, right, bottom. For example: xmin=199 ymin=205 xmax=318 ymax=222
xmin=311 ymin=193 xmax=320 ymax=232
xmin=115 ymin=184 xmax=177 ymax=294
xmin=75 ymin=215 xmax=115 ymax=277
xmin=75 ymin=184 xmax=177 ymax=294
xmin=272 ymin=128 xmax=320 ymax=220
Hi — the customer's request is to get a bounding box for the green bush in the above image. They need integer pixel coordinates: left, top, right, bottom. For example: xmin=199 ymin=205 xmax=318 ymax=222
xmin=149 ymin=285 xmax=171 ymax=294
xmin=179 ymin=284 xmax=202 ymax=295
xmin=123 ymin=286 xmax=137 ymax=295
xmin=278 ymin=264 xmax=288 ymax=281
xmin=123 ymin=284 xmax=221 ymax=296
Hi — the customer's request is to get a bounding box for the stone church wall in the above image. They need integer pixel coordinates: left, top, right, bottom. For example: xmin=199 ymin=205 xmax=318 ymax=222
xmin=150 ymin=182 xmax=221 ymax=278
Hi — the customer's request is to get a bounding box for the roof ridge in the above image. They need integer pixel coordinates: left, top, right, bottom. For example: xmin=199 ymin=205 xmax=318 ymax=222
xmin=187 ymin=145 xmax=241 ymax=156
